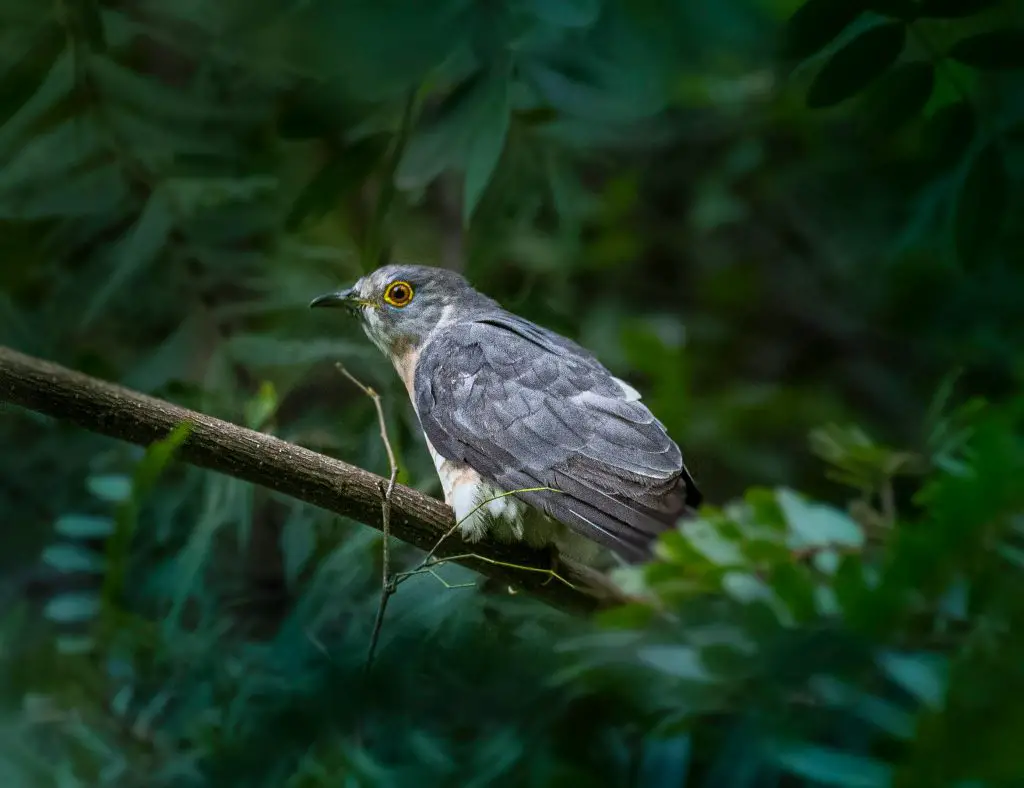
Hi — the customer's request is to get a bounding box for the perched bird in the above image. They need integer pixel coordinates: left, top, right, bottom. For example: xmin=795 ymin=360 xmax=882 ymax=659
xmin=311 ymin=264 xmax=701 ymax=567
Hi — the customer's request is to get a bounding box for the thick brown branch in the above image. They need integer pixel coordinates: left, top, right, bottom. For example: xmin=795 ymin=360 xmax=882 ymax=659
xmin=0 ymin=345 xmax=603 ymax=614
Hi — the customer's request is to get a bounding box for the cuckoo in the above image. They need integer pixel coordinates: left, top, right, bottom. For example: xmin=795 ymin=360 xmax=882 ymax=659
xmin=311 ymin=264 xmax=701 ymax=567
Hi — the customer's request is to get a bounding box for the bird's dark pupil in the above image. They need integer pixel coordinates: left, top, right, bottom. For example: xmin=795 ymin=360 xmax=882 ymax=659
xmin=391 ymin=285 xmax=407 ymax=300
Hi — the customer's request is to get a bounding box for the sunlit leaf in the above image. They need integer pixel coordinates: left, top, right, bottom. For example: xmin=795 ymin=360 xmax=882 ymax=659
xmin=636 ymin=645 xmax=713 ymax=682
xmin=44 ymin=592 xmax=101 ymax=623
xmin=636 ymin=735 xmax=691 ymax=788
xmin=806 ymin=23 xmax=906 ymax=108
xmin=53 ymin=514 xmax=116 ymax=539
xmin=244 ymin=381 xmax=279 ymax=430
xmin=877 ymin=650 xmax=948 ymax=708
xmin=42 ymin=544 xmax=106 ymax=573
xmin=777 ymin=488 xmax=865 ymax=550
xmin=772 ymin=741 xmax=893 ymax=787
xmin=948 ymin=29 xmax=1024 ymax=70
xmin=86 ymin=474 xmax=132 ymax=503
xmin=679 ymin=518 xmax=746 ymax=566
xmin=133 ymin=421 xmax=193 ymax=497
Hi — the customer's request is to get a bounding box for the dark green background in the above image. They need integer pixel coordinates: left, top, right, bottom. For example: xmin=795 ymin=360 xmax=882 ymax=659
xmin=1 ymin=0 xmax=1022 ymax=785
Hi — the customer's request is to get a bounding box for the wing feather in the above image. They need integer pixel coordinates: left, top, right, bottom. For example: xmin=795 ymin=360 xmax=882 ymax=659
xmin=414 ymin=314 xmax=701 ymax=561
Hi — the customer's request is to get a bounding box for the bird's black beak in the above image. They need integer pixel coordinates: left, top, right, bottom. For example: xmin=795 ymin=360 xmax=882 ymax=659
xmin=309 ymin=287 xmax=359 ymax=313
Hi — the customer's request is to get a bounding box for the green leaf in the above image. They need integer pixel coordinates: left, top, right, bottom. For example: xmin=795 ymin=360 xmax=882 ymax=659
xmin=0 ymin=51 xmax=74 ymax=158
xmin=811 ymin=676 xmax=915 ymax=738
xmin=777 ymin=488 xmax=865 ymax=550
xmin=773 ymin=742 xmax=893 ymax=787
xmin=281 ymin=515 xmax=316 ymax=588
xmin=0 ymin=23 xmax=64 ymax=127
xmin=86 ymin=474 xmax=132 ymax=503
xmin=244 ymin=381 xmax=278 ymax=430
xmin=44 ymin=592 xmax=101 ymax=623
xmin=862 ymin=62 xmax=934 ymax=132
xmin=54 ymin=514 xmax=116 ymax=539
xmin=782 ymin=0 xmax=864 ymax=60
xmin=636 ymin=645 xmax=713 ymax=682
xmin=948 ymin=29 xmax=1024 ymax=70
xmin=224 ymin=336 xmax=374 ymax=367
xmin=636 ymin=735 xmax=691 ymax=788
xmin=463 ymin=72 xmax=510 ymax=226
xmin=397 ymin=71 xmax=488 ymax=189
xmin=877 ymin=650 xmax=947 ymax=708
xmin=0 ymin=163 xmax=129 ymax=220
xmin=864 ymin=0 xmax=919 ymax=20
xmin=594 ymin=602 xmax=656 ymax=630
xmin=56 ymin=635 xmax=94 ymax=655
xmin=955 ymin=141 xmax=1007 ymax=266
xmin=0 ymin=118 xmax=105 ymax=194
xmin=286 ymin=135 xmax=389 ymax=230
xmin=80 ymin=188 xmax=176 ymax=328
xmin=920 ymin=0 xmax=998 ymax=16
xmin=806 ymin=22 xmax=907 ymax=108
xmin=769 ymin=563 xmax=818 ymax=622
xmin=88 ymin=55 xmax=255 ymax=125
xmin=133 ymin=421 xmax=192 ymax=498
xmin=922 ymin=100 xmax=975 ymax=169
xmin=680 ymin=518 xmax=747 ymax=567
xmin=277 ymin=83 xmax=355 ymax=139
xmin=42 ymin=544 xmax=105 ymax=573
xmin=523 ymin=0 xmax=601 ymax=28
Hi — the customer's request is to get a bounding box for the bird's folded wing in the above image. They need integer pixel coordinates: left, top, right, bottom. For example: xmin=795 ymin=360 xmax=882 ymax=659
xmin=413 ymin=315 xmax=700 ymax=561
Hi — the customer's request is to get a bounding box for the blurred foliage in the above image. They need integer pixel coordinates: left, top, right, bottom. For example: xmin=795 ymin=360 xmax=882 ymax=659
xmin=1 ymin=0 xmax=1023 ymax=784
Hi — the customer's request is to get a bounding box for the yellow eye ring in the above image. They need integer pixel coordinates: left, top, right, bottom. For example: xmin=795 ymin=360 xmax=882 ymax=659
xmin=383 ymin=279 xmax=414 ymax=308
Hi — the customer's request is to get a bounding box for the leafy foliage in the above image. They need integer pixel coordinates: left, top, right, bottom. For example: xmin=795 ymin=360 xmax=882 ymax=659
xmin=1 ymin=0 xmax=1022 ymax=785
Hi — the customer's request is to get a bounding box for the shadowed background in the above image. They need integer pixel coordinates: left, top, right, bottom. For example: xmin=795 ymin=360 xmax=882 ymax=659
xmin=1 ymin=0 xmax=1023 ymax=785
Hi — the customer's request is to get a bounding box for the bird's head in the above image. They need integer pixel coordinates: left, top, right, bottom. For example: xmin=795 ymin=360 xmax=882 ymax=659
xmin=310 ymin=263 xmax=494 ymax=358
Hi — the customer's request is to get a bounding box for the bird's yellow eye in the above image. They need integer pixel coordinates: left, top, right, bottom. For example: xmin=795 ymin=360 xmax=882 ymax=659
xmin=383 ymin=280 xmax=414 ymax=308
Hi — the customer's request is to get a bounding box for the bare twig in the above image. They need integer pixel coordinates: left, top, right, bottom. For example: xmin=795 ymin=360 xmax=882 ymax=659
xmin=392 ymin=486 xmax=574 ymax=594
xmin=335 ymin=364 xmax=399 ymax=674
xmin=0 ymin=345 xmax=603 ymax=614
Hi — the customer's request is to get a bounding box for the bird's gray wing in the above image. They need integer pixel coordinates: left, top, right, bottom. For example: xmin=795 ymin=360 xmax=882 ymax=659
xmin=413 ymin=314 xmax=701 ymax=561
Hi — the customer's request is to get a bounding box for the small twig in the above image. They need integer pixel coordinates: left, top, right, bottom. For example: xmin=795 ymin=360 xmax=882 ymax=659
xmin=393 ymin=486 xmax=564 ymax=591
xmin=393 ymin=551 xmax=577 ymax=592
xmin=335 ymin=364 xmax=398 ymax=674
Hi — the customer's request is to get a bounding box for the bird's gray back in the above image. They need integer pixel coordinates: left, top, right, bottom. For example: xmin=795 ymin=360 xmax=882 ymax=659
xmin=412 ymin=310 xmax=700 ymax=561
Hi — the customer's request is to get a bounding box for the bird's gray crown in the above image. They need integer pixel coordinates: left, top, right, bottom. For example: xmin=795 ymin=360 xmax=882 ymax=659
xmin=311 ymin=263 xmax=500 ymax=358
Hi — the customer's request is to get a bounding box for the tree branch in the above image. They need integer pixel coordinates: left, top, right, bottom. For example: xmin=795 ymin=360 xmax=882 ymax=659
xmin=0 ymin=345 xmax=605 ymax=614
